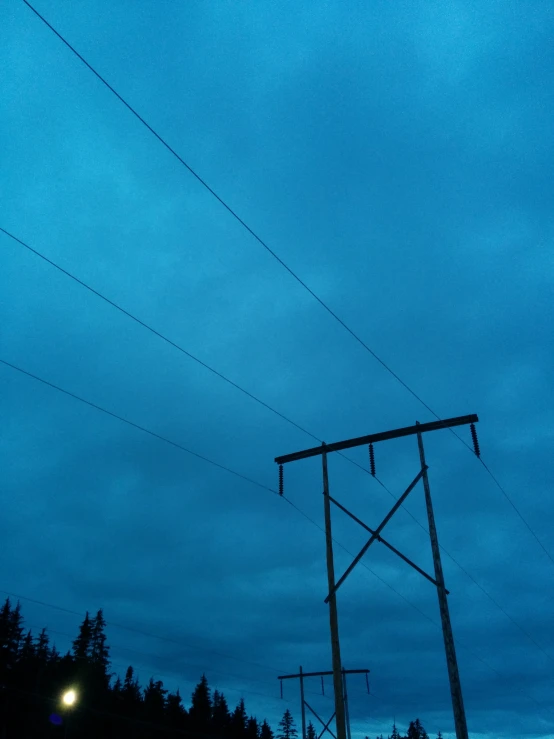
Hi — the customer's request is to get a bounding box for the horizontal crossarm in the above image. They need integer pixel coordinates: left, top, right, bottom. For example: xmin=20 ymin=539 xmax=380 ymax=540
xmin=275 ymin=414 xmax=478 ymax=464
xmin=324 ymin=468 xmax=426 ymax=603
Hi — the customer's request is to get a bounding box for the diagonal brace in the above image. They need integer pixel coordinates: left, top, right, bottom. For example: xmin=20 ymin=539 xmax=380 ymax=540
xmin=304 ymin=701 xmax=336 ymax=739
xmin=329 ymin=494 xmax=448 ymax=594
xmin=324 ymin=467 xmax=426 ymax=603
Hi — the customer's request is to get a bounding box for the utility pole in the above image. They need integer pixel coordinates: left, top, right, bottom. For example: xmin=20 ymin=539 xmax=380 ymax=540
xmin=279 ymin=668 xmax=370 ymax=739
xmin=417 ymin=424 xmax=468 ymax=739
xmin=275 ymin=413 xmax=480 ymax=739
xmin=322 ymin=446 xmax=347 ymax=739
xmin=299 ymin=666 xmax=307 ymax=739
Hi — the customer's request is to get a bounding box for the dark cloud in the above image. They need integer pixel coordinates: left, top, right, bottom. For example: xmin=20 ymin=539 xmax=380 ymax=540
xmin=2 ymin=1 xmax=554 ymax=738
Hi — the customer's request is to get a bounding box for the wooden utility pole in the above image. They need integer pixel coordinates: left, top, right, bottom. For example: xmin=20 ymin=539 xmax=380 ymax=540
xmin=417 ymin=425 xmax=469 ymax=739
xmin=322 ymin=446 xmax=347 ymax=739
xmin=276 ymin=413 xmax=480 ymax=739
xmin=299 ymin=666 xmax=307 ymax=739
xmin=279 ymin=668 xmax=370 ymax=739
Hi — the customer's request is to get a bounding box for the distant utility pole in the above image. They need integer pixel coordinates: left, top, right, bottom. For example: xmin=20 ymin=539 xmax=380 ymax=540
xmin=278 ymin=667 xmax=370 ymax=739
xmin=275 ymin=414 xmax=480 ymax=739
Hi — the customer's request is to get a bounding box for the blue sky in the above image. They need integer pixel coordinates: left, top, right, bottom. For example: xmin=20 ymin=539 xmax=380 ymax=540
xmin=1 ymin=1 xmax=553 ymax=737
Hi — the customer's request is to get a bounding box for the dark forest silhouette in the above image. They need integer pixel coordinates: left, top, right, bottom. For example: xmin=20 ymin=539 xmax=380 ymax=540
xmin=0 ymin=598 xmax=436 ymax=738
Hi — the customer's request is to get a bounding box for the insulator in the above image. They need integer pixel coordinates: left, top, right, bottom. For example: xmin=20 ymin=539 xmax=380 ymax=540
xmin=321 ymin=676 xmax=324 ymax=695
xmin=278 ymin=464 xmax=284 ymax=495
xmin=369 ymin=443 xmax=376 ymax=476
xmin=470 ymin=423 xmax=481 ymax=457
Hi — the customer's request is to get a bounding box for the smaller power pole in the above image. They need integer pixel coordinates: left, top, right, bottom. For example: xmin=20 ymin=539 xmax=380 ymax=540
xmin=278 ymin=668 xmax=370 ymax=739
xmin=299 ymin=666 xmax=307 ymax=739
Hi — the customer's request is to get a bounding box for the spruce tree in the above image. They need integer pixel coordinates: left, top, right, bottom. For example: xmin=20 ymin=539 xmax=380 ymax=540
xmin=407 ymin=719 xmax=428 ymax=739
xmin=122 ymin=665 xmax=142 ymax=713
xmin=90 ymin=609 xmax=110 ymax=682
xmin=260 ymin=719 xmax=275 ymax=739
xmin=35 ymin=628 xmax=50 ymax=662
xmin=230 ymin=698 xmax=248 ymax=739
xmin=391 ymin=724 xmax=401 ymax=739
xmin=190 ymin=674 xmax=212 ymax=731
xmin=306 ymin=721 xmax=317 ymax=739
xmin=72 ymin=611 xmax=92 ymax=661
xmin=144 ymin=677 xmax=168 ymax=722
xmin=212 ymin=689 xmax=231 ymax=734
xmin=19 ymin=629 xmax=35 ymax=662
xmin=247 ymin=716 xmax=260 ymax=739
xmin=166 ymin=689 xmax=188 ymax=730
xmin=277 ymin=709 xmax=298 ymax=739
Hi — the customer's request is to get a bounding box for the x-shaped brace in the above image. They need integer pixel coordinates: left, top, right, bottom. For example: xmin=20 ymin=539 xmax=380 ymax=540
xmin=304 ymin=701 xmax=337 ymax=739
xmin=324 ymin=465 xmax=448 ymax=603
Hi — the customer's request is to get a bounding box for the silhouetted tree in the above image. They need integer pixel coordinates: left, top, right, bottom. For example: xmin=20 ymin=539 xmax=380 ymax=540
xmin=247 ymin=716 xmax=260 ymax=739
xmin=307 ymin=721 xmax=317 ymax=739
xmin=190 ymin=673 xmax=212 ymax=732
xmin=231 ymin=697 xmax=249 ymax=739
xmin=391 ymin=724 xmax=402 ymax=739
xmin=90 ymin=608 xmax=110 ymax=686
xmin=213 ymin=688 xmax=231 ymax=734
xmin=144 ymin=676 xmax=168 ymax=725
xmin=73 ymin=610 xmax=93 ymax=661
xmin=407 ymin=719 xmax=428 ymax=739
xmin=277 ymin=709 xmax=298 ymax=739
xmin=261 ymin=719 xmax=275 ymax=739
xmin=166 ymin=688 xmax=188 ymax=730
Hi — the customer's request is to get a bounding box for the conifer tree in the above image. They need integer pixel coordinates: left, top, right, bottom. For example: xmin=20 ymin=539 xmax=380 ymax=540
xmin=90 ymin=609 xmax=110 ymax=681
xmin=190 ymin=673 xmax=212 ymax=731
xmin=391 ymin=724 xmax=401 ymax=739
xmin=72 ymin=611 xmax=92 ymax=661
xmin=277 ymin=709 xmax=298 ymax=739
xmin=407 ymin=719 xmax=428 ymax=739
xmin=231 ymin=698 xmax=248 ymax=739
xmin=122 ymin=665 xmax=142 ymax=712
xmin=261 ymin=719 xmax=275 ymax=739
xmin=306 ymin=721 xmax=317 ymax=739
xmin=19 ymin=629 xmax=35 ymax=662
xmin=212 ymin=689 xmax=231 ymax=734
xmin=166 ymin=688 xmax=188 ymax=729
xmin=35 ymin=628 xmax=50 ymax=662
xmin=247 ymin=716 xmax=260 ymax=739
xmin=144 ymin=677 xmax=168 ymax=722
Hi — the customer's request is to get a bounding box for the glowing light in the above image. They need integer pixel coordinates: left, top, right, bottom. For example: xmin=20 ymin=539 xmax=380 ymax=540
xmin=62 ymin=689 xmax=77 ymax=706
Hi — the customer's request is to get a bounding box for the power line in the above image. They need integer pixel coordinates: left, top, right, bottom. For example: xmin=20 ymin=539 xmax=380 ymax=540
xmin=2 ymin=588 xmax=281 ymax=676
xmin=0 ymin=358 xmax=275 ymax=495
xmin=21 ymin=0 xmax=553 ymax=569
xmin=0 ymin=226 xmax=372 ymax=484
xmin=0 ymin=226 xmax=317 ymax=444
xmin=3 ymin=226 xmax=551 ymax=666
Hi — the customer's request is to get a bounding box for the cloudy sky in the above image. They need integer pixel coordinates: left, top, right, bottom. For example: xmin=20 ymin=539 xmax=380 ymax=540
xmin=1 ymin=1 xmax=553 ymax=737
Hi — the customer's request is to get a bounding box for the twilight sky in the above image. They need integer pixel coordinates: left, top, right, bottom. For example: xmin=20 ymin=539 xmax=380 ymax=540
xmin=1 ymin=1 xmax=553 ymax=738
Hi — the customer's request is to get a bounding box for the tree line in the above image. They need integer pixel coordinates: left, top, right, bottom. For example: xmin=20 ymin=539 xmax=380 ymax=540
xmin=0 ymin=598 xmax=440 ymax=738
xmin=0 ymin=598 xmax=278 ymax=738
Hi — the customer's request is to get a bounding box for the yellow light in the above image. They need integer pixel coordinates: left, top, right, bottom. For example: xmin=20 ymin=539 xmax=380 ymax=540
xmin=62 ymin=689 xmax=77 ymax=706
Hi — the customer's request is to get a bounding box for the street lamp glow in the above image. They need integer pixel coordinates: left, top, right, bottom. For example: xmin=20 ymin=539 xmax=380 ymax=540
xmin=62 ymin=689 xmax=77 ymax=707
